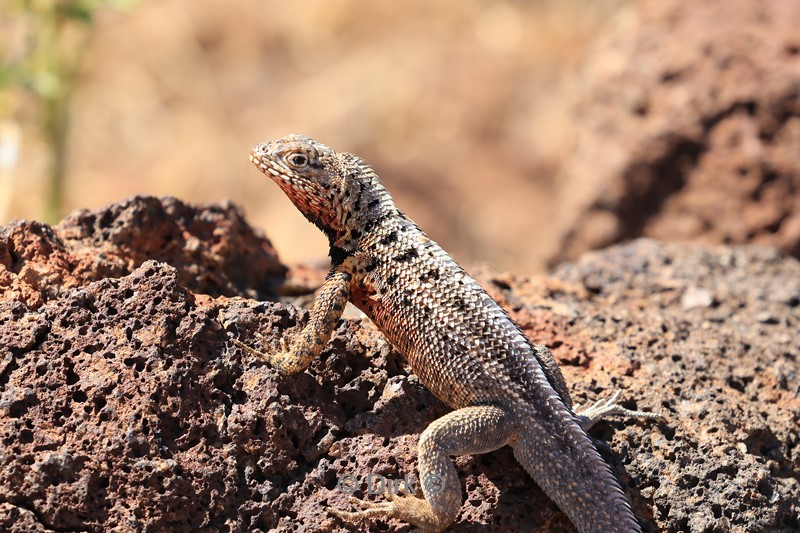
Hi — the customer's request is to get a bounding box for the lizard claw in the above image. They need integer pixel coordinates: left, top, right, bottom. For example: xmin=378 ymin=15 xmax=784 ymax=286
xmin=329 ymin=492 xmax=442 ymax=532
xmin=575 ymin=390 xmax=664 ymax=430
xmin=229 ymin=336 xmax=271 ymax=361
xmin=327 ymin=496 xmax=395 ymax=520
xmin=229 ymin=334 xmax=293 ymax=373
xmin=278 ymin=335 xmax=292 ymax=354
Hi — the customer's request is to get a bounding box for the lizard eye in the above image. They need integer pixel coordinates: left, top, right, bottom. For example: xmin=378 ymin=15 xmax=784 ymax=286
xmin=286 ymin=152 xmax=309 ymax=169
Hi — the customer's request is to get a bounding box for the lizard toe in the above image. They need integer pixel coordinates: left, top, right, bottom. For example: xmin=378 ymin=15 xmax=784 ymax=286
xmin=327 ymin=496 xmax=394 ymax=520
xmin=575 ymin=389 xmax=664 ymax=430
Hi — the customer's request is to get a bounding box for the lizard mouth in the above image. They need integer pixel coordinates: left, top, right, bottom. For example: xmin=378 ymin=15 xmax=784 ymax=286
xmin=250 ymin=151 xmax=292 ymax=183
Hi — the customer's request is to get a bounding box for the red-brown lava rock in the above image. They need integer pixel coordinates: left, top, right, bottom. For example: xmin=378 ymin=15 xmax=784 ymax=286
xmin=0 ymin=195 xmax=286 ymax=310
xmin=1 ymin=197 xmax=798 ymax=532
xmin=548 ymin=0 xmax=800 ymax=266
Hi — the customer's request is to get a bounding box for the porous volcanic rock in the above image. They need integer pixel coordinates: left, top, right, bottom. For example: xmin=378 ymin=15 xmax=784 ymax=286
xmin=548 ymin=0 xmax=800 ymax=266
xmin=0 ymin=195 xmax=286 ymax=310
xmin=1 ymin=198 xmax=798 ymax=532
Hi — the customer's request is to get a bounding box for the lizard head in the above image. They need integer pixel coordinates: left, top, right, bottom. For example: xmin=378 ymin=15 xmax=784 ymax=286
xmin=250 ymin=134 xmax=392 ymax=254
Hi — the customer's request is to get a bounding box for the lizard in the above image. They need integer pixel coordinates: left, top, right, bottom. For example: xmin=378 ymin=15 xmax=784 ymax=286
xmin=231 ymin=134 xmax=661 ymax=532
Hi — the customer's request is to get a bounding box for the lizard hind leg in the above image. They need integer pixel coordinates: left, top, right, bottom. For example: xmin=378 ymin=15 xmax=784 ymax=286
xmin=329 ymin=404 xmax=516 ymax=533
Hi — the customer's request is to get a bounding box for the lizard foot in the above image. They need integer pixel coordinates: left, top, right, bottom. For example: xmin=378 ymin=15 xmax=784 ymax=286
xmin=328 ymin=493 xmax=444 ymax=533
xmin=229 ymin=334 xmax=294 ymax=373
xmin=575 ymin=390 xmax=664 ymax=431
xmin=328 ymin=495 xmax=395 ymax=519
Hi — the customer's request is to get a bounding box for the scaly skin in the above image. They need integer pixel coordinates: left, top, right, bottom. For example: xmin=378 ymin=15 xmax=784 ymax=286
xmin=232 ymin=134 xmax=660 ymax=532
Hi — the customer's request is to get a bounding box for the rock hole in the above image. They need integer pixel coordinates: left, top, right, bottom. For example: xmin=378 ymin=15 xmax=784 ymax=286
xmin=65 ymin=366 xmax=79 ymax=385
xmin=7 ymin=401 xmax=28 ymax=418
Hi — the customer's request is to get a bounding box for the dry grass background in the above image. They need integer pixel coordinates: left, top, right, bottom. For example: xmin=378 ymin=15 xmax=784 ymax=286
xmin=3 ymin=0 xmax=631 ymax=272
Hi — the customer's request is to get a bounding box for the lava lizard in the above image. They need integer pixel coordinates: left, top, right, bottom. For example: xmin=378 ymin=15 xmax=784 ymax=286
xmin=232 ymin=134 xmax=660 ymax=532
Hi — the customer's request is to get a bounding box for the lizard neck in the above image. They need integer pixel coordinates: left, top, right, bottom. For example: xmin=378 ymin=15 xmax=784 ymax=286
xmin=328 ymin=179 xmax=400 ymax=262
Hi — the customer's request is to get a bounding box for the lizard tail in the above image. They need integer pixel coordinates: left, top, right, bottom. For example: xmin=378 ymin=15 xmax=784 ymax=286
xmin=513 ymin=422 xmax=642 ymax=533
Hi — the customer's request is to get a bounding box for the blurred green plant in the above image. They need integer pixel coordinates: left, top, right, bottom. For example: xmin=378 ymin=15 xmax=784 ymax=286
xmin=0 ymin=0 xmax=136 ymax=223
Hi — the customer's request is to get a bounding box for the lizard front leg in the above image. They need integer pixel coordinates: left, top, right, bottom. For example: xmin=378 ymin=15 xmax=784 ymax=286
xmin=331 ymin=404 xmax=515 ymax=532
xmin=232 ymin=271 xmax=351 ymax=375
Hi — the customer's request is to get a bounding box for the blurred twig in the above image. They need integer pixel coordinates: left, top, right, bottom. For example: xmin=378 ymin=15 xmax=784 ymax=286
xmin=0 ymin=0 xmax=136 ymax=224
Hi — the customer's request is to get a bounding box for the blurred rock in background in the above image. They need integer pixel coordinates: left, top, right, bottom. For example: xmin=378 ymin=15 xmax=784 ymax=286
xmin=0 ymin=0 xmax=633 ymax=270
xmin=547 ymin=0 xmax=800 ymax=266
xmin=2 ymin=0 xmax=799 ymax=274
